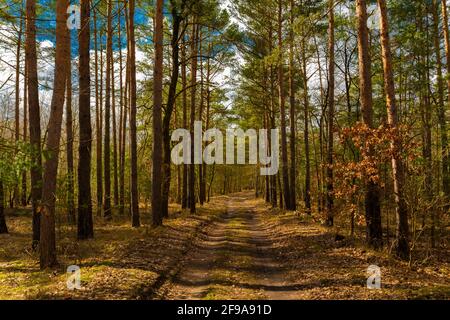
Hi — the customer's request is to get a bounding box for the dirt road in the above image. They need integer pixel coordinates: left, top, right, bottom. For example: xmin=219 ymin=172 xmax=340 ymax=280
xmin=161 ymin=193 xmax=308 ymax=299
xmin=157 ymin=192 xmax=449 ymax=300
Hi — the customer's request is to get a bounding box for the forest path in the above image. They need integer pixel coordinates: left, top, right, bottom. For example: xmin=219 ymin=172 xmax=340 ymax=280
xmin=160 ymin=191 xmax=298 ymax=300
xmin=155 ymin=191 xmax=449 ymax=300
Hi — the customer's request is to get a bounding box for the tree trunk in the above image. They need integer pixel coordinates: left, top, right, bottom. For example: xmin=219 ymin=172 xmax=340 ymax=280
xmin=129 ymin=0 xmax=140 ymax=227
xmin=356 ymin=0 xmax=383 ymax=249
xmin=162 ymin=0 xmax=183 ymax=219
xmin=440 ymin=0 xmax=450 ymax=204
xmin=420 ymin=7 xmax=433 ymax=234
xmin=66 ymin=28 xmax=75 ymax=225
xmin=93 ymin=6 xmax=103 ymax=217
xmin=203 ymin=36 xmax=212 ymax=204
xmin=181 ymin=34 xmax=188 ymax=210
xmin=189 ymin=21 xmax=199 ymax=214
xmin=21 ymin=58 xmax=28 ymax=207
xmin=289 ymin=0 xmax=297 ymax=211
xmin=198 ymin=31 xmax=205 ymax=206
xmin=278 ymin=0 xmax=292 ymax=210
xmin=0 ymin=181 xmax=7 ymax=234
xmin=278 ymin=174 xmax=284 ymax=209
xmin=122 ymin=2 xmax=131 ymax=216
xmin=378 ymin=0 xmax=409 ymax=259
xmin=152 ymin=0 xmax=164 ymax=226
xmin=432 ymin=0 xmax=446 ymax=247
xmin=175 ymin=102 xmax=182 ymax=204
xmin=112 ymin=46 xmax=119 ymax=208
xmin=326 ymin=0 xmax=335 ymax=226
xmin=301 ymin=40 xmax=311 ymax=215
xmin=14 ymin=8 xmax=24 ymax=207
xmin=26 ymin=0 xmax=42 ymax=248
xmin=40 ymin=0 xmax=69 ymax=269
xmin=104 ymin=0 xmax=113 ymax=221
xmin=270 ymin=64 xmax=277 ymax=207
xmin=314 ymin=35 xmax=325 ymax=215
xmin=77 ymin=0 xmax=94 ymax=240
xmin=118 ymin=6 xmax=126 ymax=215
xmin=264 ymin=110 xmax=270 ymax=203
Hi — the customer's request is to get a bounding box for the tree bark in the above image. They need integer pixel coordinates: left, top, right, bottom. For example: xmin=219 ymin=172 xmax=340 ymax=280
xmin=181 ymin=34 xmax=188 ymax=210
xmin=118 ymin=5 xmax=125 ymax=215
xmin=14 ymin=7 xmax=24 ymax=207
xmin=289 ymin=0 xmax=297 ymax=211
xmin=440 ymin=0 xmax=450 ymax=203
xmin=121 ymin=1 xmax=130 ymax=216
xmin=21 ymin=57 xmax=28 ymax=207
xmin=40 ymin=0 xmax=69 ymax=269
xmin=264 ymin=108 xmax=270 ymax=203
xmin=189 ymin=21 xmax=199 ymax=214
xmin=152 ymin=0 xmax=164 ymax=226
xmin=162 ymin=0 xmax=183 ymax=219
xmin=326 ymin=0 xmax=335 ymax=226
xmin=66 ymin=28 xmax=75 ymax=225
xmin=270 ymin=63 xmax=277 ymax=207
xmin=26 ymin=0 xmax=42 ymax=248
xmin=378 ymin=0 xmax=409 ymax=259
xmin=432 ymin=0 xmax=446 ymax=247
xmin=202 ymin=37 xmax=212 ymax=204
xmin=112 ymin=44 xmax=119 ymax=208
xmin=129 ymin=0 xmax=140 ymax=227
xmin=278 ymin=0 xmax=292 ymax=210
xmin=104 ymin=0 xmax=113 ymax=221
xmin=198 ymin=30 xmax=205 ymax=206
xmin=356 ymin=0 xmax=383 ymax=249
xmin=420 ymin=6 xmax=433 ymax=235
xmin=314 ymin=35 xmax=325 ymax=214
xmin=0 ymin=181 xmax=7 ymax=234
xmin=93 ymin=6 xmax=103 ymax=217
xmin=77 ymin=0 xmax=94 ymax=240
xmin=301 ymin=40 xmax=311 ymax=215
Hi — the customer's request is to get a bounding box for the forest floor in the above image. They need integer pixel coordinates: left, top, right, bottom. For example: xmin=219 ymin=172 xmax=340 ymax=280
xmin=0 ymin=191 xmax=449 ymax=300
xmin=158 ymin=192 xmax=450 ymax=300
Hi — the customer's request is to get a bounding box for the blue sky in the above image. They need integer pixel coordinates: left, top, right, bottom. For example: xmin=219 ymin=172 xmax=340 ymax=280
xmin=3 ymin=0 xmax=149 ymax=56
